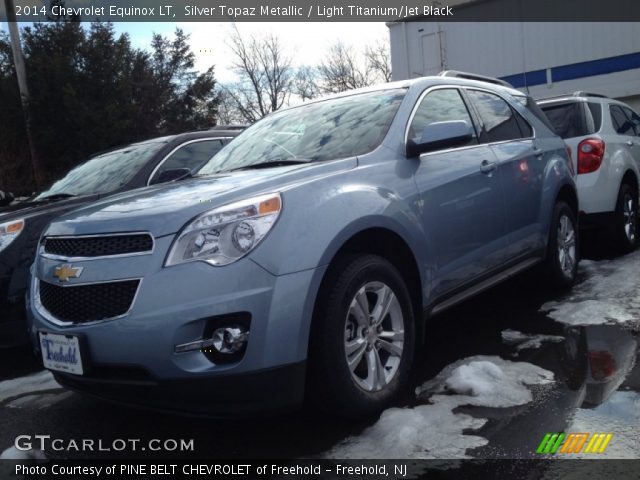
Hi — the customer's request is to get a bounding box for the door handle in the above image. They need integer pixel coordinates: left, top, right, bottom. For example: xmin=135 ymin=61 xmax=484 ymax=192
xmin=480 ymin=160 xmax=497 ymax=174
xmin=627 ymin=140 xmax=635 ymax=147
xmin=532 ymin=147 xmax=544 ymax=157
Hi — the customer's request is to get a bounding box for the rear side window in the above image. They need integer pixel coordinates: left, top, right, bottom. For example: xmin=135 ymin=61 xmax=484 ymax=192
xmin=539 ymin=102 xmax=595 ymax=138
xmin=466 ymin=90 xmax=527 ymax=143
xmin=408 ymin=88 xmax=478 ymax=146
xmin=611 ymin=105 xmax=635 ymax=136
xmin=515 ymin=95 xmax=555 ymax=132
xmin=622 ymin=106 xmax=640 ymax=136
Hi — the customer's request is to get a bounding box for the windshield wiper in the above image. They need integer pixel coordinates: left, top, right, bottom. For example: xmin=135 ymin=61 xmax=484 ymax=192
xmin=36 ymin=193 xmax=78 ymax=201
xmin=223 ymin=159 xmax=312 ymax=173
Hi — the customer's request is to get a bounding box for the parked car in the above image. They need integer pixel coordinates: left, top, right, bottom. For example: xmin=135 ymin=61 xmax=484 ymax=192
xmin=27 ymin=72 xmax=578 ymax=418
xmin=0 ymin=129 xmax=241 ymax=347
xmin=537 ymin=93 xmax=640 ymax=252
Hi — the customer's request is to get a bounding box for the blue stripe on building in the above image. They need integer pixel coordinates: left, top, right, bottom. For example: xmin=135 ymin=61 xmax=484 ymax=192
xmin=500 ymin=51 xmax=640 ymax=88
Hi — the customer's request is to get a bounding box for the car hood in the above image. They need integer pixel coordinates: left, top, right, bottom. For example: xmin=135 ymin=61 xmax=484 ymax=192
xmin=0 ymin=194 xmax=101 ymax=224
xmin=45 ymin=160 xmax=356 ymax=238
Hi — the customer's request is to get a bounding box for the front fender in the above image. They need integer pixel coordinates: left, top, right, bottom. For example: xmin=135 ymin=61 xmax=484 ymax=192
xmin=250 ymin=180 xmax=428 ymax=279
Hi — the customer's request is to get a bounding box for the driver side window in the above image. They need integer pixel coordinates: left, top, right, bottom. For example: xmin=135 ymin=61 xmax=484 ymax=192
xmin=150 ymin=139 xmax=224 ymax=184
xmin=409 ymin=89 xmax=478 ymax=147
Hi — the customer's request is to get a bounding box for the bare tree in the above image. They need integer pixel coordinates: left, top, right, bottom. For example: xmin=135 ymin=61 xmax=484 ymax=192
xmin=216 ymin=86 xmax=246 ymax=125
xmin=365 ymin=39 xmax=392 ymax=83
xmin=292 ymin=65 xmax=320 ymax=101
xmin=226 ymin=28 xmax=293 ymax=123
xmin=317 ymin=42 xmax=372 ymax=94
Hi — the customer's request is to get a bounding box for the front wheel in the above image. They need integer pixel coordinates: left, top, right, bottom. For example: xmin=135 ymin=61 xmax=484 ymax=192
xmin=307 ymin=254 xmax=415 ymax=419
xmin=544 ymin=201 xmax=578 ymax=289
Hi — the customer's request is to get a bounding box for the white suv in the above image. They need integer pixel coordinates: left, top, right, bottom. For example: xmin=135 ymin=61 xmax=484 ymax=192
xmin=538 ymin=93 xmax=640 ymax=252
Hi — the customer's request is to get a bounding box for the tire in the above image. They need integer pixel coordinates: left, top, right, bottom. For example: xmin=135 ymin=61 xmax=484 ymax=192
xmin=307 ymin=254 xmax=415 ymax=419
xmin=611 ymin=183 xmax=638 ymax=254
xmin=543 ymin=201 xmax=578 ymax=289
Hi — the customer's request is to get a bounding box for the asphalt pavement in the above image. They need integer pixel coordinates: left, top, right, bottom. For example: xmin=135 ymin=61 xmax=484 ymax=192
xmin=0 ymin=241 xmax=638 ymax=468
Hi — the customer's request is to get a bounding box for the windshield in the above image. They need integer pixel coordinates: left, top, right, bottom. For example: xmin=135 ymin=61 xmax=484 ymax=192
xmin=34 ymin=141 xmax=166 ymax=200
xmin=198 ymin=89 xmax=406 ymax=175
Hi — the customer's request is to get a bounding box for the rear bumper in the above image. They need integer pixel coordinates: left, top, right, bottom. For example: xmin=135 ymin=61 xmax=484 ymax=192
xmin=52 ymin=361 xmax=306 ymax=416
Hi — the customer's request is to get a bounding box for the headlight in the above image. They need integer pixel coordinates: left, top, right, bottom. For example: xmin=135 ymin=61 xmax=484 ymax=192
xmin=0 ymin=219 xmax=25 ymax=253
xmin=165 ymin=193 xmax=281 ymax=267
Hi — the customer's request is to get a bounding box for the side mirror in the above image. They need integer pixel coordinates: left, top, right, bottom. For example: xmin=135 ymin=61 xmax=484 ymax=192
xmin=151 ymin=168 xmax=192 ymax=185
xmin=407 ymin=120 xmax=474 ymax=157
xmin=0 ymin=191 xmax=14 ymax=207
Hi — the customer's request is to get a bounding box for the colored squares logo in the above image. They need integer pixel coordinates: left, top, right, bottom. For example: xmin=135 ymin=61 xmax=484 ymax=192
xmin=537 ymin=433 xmax=613 ymax=454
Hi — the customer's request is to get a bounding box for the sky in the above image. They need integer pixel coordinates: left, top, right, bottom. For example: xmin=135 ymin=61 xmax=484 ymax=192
xmin=114 ymin=22 xmax=390 ymax=83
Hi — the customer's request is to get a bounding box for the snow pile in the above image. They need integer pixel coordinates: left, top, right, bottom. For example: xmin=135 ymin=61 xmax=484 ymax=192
xmin=326 ymin=356 xmax=554 ymax=459
xmin=417 ymin=356 xmax=554 ymax=408
xmin=541 ymin=252 xmax=640 ymax=326
xmin=501 ymin=329 xmax=564 ymax=353
xmin=0 ymin=371 xmax=62 ymax=404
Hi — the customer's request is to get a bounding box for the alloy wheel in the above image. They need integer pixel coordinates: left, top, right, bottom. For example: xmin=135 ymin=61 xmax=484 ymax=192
xmin=557 ymin=214 xmax=577 ymax=278
xmin=343 ymin=281 xmax=405 ymax=392
xmin=622 ymin=192 xmax=637 ymax=242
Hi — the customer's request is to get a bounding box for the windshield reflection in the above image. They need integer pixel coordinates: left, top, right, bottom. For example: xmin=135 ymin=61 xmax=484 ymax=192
xmin=198 ymin=89 xmax=406 ymax=175
xmin=34 ymin=140 xmax=167 ymax=200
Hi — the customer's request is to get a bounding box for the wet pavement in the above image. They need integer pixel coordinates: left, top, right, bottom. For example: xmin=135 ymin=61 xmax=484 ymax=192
xmin=0 ymin=243 xmax=638 ymax=464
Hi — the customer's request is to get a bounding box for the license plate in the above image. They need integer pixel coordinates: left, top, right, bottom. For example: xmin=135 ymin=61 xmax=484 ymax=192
xmin=38 ymin=332 xmax=84 ymax=375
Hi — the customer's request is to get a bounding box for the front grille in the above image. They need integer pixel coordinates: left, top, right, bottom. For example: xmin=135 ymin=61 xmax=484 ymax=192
xmin=43 ymin=234 xmax=153 ymax=258
xmin=39 ymin=279 xmax=139 ymax=323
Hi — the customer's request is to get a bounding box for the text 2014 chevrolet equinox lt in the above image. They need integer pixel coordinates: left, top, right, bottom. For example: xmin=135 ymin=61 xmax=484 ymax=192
xmin=27 ymin=73 xmax=578 ymax=418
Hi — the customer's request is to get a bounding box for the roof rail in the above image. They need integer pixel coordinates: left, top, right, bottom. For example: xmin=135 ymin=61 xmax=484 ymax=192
xmin=572 ymin=91 xmax=609 ymax=99
xmin=438 ymin=70 xmax=513 ymax=88
xmin=209 ymin=124 xmax=248 ymax=131
xmin=537 ymin=91 xmax=609 ymax=102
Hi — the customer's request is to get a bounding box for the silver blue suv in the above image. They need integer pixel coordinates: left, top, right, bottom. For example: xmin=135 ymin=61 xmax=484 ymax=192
xmin=27 ymin=72 xmax=578 ymax=418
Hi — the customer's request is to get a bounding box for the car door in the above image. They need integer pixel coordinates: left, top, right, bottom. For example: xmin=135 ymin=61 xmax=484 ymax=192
xmin=465 ymin=89 xmax=548 ymax=260
xmin=410 ymin=87 xmax=508 ymax=298
xmin=148 ymin=139 xmax=226 ymax=185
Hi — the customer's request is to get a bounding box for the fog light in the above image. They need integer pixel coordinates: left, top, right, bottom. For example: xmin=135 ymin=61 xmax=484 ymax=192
xmin=212 ymin=326 xmax=249 ymax=354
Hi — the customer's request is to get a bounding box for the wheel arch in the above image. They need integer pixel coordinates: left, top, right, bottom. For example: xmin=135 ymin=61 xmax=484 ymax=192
xmin=556 ymin=182 xmax=579 ymax=218
xmin=307 ymin=226 xmax=425 ymax=356
xmin=621 ymin=169 xmax=639 ymax=196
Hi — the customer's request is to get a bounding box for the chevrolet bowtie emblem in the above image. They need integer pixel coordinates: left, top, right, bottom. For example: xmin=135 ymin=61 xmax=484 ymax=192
xmin=53 ymin=264 xmax=84 ymax=282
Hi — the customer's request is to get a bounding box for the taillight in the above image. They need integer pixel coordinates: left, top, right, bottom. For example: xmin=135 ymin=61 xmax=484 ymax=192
xmin=577 ymin=138 xmax=605 ymax=174
xmin=589 ymin=350 xmax=616 ymax=381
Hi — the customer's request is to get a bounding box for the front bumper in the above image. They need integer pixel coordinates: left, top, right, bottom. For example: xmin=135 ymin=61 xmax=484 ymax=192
xmin=52 ymin=361 xmax=306 ymax=415
xmin=27 ymin=235 xmax=322 ymax=412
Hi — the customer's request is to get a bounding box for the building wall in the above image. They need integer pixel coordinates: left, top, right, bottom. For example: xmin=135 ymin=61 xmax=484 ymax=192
xmin=388 ymin=21 xmax=640 ymax=105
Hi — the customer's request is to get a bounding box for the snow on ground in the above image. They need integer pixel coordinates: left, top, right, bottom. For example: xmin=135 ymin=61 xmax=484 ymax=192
xmin=324 ymin=403 xmax=487 ymax=459
xmin=501 ymin=329 xmax=564 ymax=353
xmin=0 ymin=371 xmax=62 ymax=404
xmin=541 ymin=251 xmax=640 ymax=326
xmin=0 ymin=446 xmax=46 ymax=460
xmin=568 ymin=391 xmax=640 ymax=459
xmin=6 ymin=391 xmax=73 ymax=409
xmin=326 ymin=356 xmax=554 ymax=459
